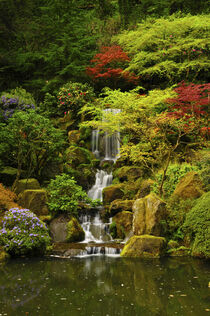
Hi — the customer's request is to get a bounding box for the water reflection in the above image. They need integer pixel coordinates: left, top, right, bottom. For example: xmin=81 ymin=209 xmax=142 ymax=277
xmin=0 ymin=257 xmax=209 ymax=315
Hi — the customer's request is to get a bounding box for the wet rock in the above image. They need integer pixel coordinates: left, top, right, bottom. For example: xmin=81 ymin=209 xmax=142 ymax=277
xmin=109 ymin=199 xmax=134 ymax=216
xmin=133 ymin=193 xmax=167 ymax=236
xmin=103 ymin=184 xmax=124 ymax=205
xmin=121 ymin=235 xmax=166 ymax=258
xmin=14 ymin=178 xmax=40 ymax=195
xmin=112 ymin=211 xmax=133 ymax=239
xmin=17 ymin=189 xmax=48 ymax=216
xmin=173 ymin=171 xmax=204 ymax=200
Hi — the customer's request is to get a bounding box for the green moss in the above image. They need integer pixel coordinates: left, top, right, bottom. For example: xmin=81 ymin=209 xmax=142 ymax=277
xmin=14 ymin=178 xmax=40 ymax=195
xmin=121 ymin=235 xmax=166 ymax=258
xmin=66 ymin=217 xmax=85 ymax=242
xmin=0 ymin=247 xmax=10 ymax=262
xmin=183 ymin=192 xmax=210 ymax=258
xmin=167 ymin=246 xmax=190 ymax=257
xmin=109 ymin=221 xmax=117 ymax=239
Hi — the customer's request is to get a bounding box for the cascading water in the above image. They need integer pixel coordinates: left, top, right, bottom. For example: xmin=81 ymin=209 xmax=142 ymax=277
xmin=79 ymin=109 xmax=121 ymax=255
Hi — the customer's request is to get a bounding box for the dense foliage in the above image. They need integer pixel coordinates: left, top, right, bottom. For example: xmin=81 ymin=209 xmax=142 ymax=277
xmin=0 ymin=208 xmax=51 ymax=256
xmin=47 ymin=173 xmax=90 ymax=216
xmin=183 ymin=192 xmax=210 ymax=258
xmin=0 ymin=110 xmax=65 ymax=181
xmin=115 ymin=15 xmax=210 ymax=87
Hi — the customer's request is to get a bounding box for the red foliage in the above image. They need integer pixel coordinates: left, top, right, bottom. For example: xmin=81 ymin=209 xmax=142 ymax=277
xmin=86 ymin=45 xmax=139 ymax=86
xmin=0 ymin=183 xmax=21 ymax=212
xmin=166 ymin=81 xmax=210 ymax=119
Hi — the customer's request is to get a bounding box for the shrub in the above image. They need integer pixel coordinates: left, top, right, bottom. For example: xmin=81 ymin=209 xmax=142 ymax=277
xmin=57 ymin=81 xmax=95 ymax=119
xmin=183 ymin=192 xmax=210 ymax=258
xmin=47 ymin=173 xmax=90 ymax=217
xmin=0 ymin=87 xmax=35 ymax=121
xmin=0 ymin=208 xmax=51 ymax=256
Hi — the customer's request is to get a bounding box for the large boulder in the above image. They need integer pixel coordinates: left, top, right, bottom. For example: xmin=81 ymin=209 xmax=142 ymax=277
xmin=111 ymin=211 xmax=133 ymax=239
xmin=103 ymin=184 xmax=125 ymax=205
xmin=49 ymin=215 xmax=85 ymax=243
xmin=109 ymin=199 xmax=134 ymax=216
xmin=14 ymin=178 xmax=40 ymax=195
xmin=121 ymin=235 xmax=166 ymax=258
xmin=173 ymin=171 xmax=204 ymax=200
xmin=133 ymin=193 xmax=167 ymax=236
xmin=17 ymin=189 xmax=48 ymax=216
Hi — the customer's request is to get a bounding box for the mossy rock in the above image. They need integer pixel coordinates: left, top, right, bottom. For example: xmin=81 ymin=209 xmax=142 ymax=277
xmin=109 ymin=199 xmax=134 ymax=216
xmin=121 ymin=235 xmax=166 ymax=258
xmin=14 ymin=178 xmax=40 ymax=195
xmin=17 ymin=189 xmax=49 ymax=216
xmin=65 ymin=146 xmax=93 ymax=168
xmin=113 ymin=166 xmax=144 ymax=182
xmin=66 ymin=217 xmax=85 ymax=242
xmin=133 ymin=193 xmax=167 ymax=236
xmin=103 ymin=184 xmax=125 ymax=205
xmin=68 ymin=130 xmax=81 ymax=144
xmin=112 ymin=211 xmax=133 ymax=239
xmin=167 ymin=246 xmax=190 ymax=257
xmin=135 ymin=179 xmax=154 ymax=199
xmin=173 ymin=172 xmax=204 ymax=200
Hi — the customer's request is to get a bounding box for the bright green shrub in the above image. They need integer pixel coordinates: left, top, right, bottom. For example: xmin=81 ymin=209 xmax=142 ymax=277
xmin=183 ymin=192 xmax=210 ymax=258
xmin=47 ymin=173 xmax=90 ymax=216
xmin=0 ymin=208 xmax=51 ymax=256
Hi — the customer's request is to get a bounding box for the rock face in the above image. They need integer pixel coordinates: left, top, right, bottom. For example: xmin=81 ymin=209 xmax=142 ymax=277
xmin=66 ymin=217 xmax=85 ymax=242
xmin=14 ymin=178 xmax=40 ymax=195
xmin=133 ymin=193 xmax=166 ymax=236
xmin=103 ymin=184 xmax=124 ymax=205
xmin=49 ymin=215 xmax=85 ymax=243
xmin=112 ymin=211 xmax=133 ymax=239
xmin=17 ymin=189 xmax=48 ymax=216
xmin=173 ymin=172 xmax=204 ymax=200
xmin=109 ymin=199 xmax=134 ymax=216
xmin=121 ymin=235 xmax=166 ymax=258
xmin=114 ymin=166 xmax=144 ymax=182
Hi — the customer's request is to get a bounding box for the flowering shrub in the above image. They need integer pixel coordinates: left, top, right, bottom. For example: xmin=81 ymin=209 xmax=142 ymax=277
xmin=0 ymin=208 xmax=51 ymax=256
xmin=0 ymin=96 xmax=35 ymax=121
xmin=57 ymin=82 xmax=95 ymax=118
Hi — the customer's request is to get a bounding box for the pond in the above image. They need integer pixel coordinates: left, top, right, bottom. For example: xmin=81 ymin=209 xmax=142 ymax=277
xmin=0 ymin=256 xmax=209 ymax=316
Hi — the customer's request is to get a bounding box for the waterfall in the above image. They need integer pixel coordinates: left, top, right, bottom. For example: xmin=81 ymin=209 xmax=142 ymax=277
xmin=92 ymin=129 xmax=100 ymax=159
xmin=88 ymin=170 xmax=113 ymax=201
xmin=103 ymin=109 xmax=120 ymax=162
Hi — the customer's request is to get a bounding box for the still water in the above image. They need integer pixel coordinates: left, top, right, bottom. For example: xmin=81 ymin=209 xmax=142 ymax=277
xmin=0 ymin=256 xmax=209 ymax=316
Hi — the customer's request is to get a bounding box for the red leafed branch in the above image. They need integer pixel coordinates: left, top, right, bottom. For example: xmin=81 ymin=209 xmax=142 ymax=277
xmin=86 ymin=45 xmax=139 ymax=86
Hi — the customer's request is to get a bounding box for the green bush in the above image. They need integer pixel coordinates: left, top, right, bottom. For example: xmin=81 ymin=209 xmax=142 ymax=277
xmin=47 ymin=173 xmax=90 ymax=216
xmin=57 ymin=81 xmax=95 ymax=119
xmin=152 ymin=163 xmax=199 ymax=198
xmin=183 ymin=192 xmax=210 ymax=258
xmin=0 ymin=208 xmax=51 ymax=257
xmin=109 ymin=221 xmax=117 ymax=239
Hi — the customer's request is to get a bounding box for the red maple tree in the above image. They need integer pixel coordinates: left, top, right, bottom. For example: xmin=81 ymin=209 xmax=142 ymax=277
xmin=163 ymin=82 xmax=210 ymax=139
xmin=86 ymin=45 xmax=139 ymax=89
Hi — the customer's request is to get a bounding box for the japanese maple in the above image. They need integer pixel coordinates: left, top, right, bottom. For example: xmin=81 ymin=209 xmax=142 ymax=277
xmin=86 ymin=45 xmax=139 ymax=89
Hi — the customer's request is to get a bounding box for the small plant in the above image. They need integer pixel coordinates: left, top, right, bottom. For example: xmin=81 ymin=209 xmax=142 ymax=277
xmin=47 ymin=173 xmax=90 ymax=217
xmin=0 ymin=208 xmax=51 ymax=256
